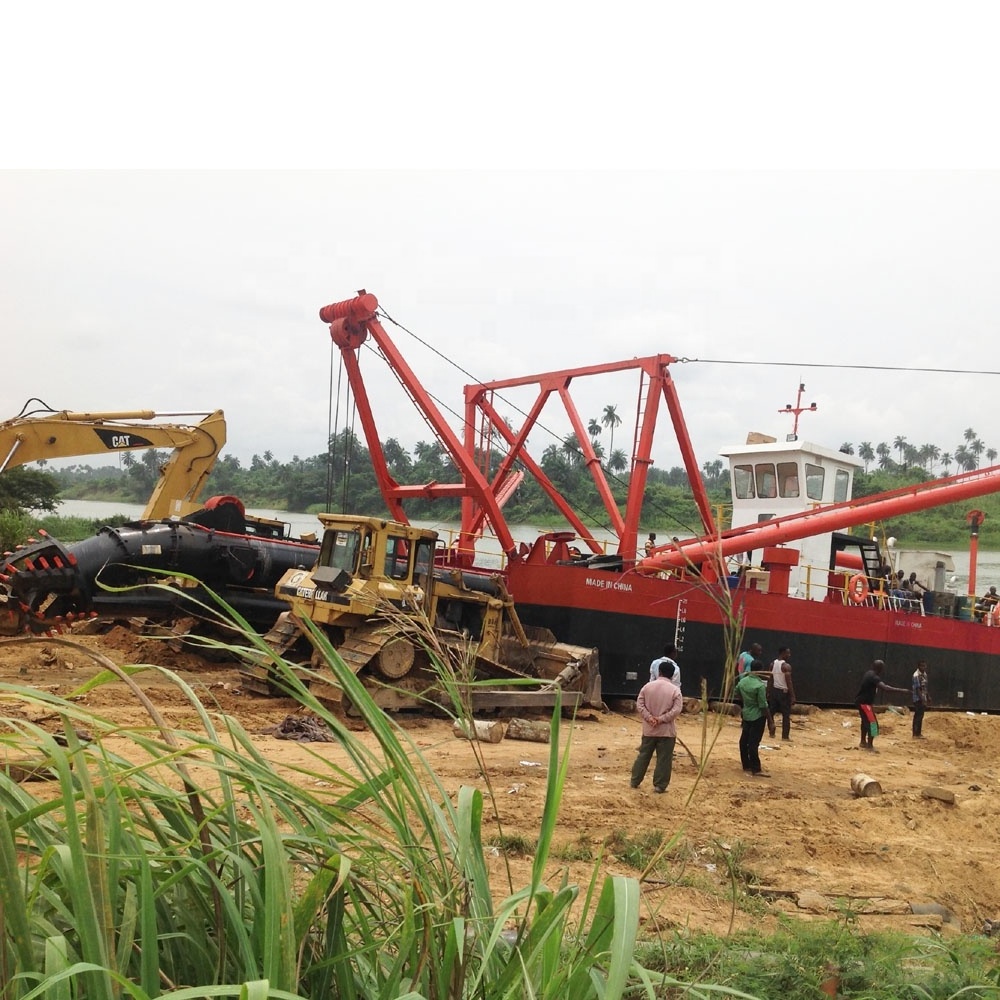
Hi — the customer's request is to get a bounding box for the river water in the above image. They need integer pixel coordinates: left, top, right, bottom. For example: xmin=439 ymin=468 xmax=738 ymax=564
xmin=52 ymin=498 xmax=1000 ymax=595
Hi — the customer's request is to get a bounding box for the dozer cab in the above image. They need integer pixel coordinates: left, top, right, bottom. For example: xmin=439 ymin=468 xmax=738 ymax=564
xmin=241 ymin=513 xmax=602 ymax=713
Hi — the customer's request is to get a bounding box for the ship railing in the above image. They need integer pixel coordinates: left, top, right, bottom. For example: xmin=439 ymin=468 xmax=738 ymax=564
xmin=428 ymin=526 xmax=612 ymax=573
xmin=797 ymin=563 xmax=926 ymax=615
xmin=839 ymin=576 xmax=925 ymax=614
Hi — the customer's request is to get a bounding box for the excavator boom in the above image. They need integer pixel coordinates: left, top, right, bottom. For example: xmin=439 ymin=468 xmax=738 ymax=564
xmin=0 ymin=405 xmax=226 ymax=520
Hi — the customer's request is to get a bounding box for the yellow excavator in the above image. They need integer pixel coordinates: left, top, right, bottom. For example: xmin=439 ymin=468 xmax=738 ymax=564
xmin=0 ymin=402 xmax=323 ymax=637
xmin=0 ymin=402 xmax=226 ymax=519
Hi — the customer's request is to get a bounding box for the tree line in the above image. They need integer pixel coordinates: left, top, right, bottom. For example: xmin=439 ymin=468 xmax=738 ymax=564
xmin=4 ymin=418 xmax=1000 ymax=549
xmin=838 ymin=428 xmax=996 ymax=475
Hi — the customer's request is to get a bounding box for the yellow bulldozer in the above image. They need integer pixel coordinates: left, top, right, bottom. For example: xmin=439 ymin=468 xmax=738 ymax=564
xmin=240 ymin=513 xmax=602 ymax=713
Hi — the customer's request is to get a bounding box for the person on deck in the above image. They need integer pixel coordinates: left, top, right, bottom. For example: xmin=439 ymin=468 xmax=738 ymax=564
xmin=977 ymin=586 xmax=1000 ymax=621
xmin=855 ymin=659 xmax=909 ymax=752
xmin=908 ymin=573 xmax=934 ymax=613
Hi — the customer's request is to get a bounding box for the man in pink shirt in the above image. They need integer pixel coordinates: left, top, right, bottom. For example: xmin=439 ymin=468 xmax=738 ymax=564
xmin=630 ymin=661 xmax=685 ymax=793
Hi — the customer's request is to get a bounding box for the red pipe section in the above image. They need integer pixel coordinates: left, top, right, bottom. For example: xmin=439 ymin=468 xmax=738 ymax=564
xmin=639 ymin=467 xmax=1000 ymax=573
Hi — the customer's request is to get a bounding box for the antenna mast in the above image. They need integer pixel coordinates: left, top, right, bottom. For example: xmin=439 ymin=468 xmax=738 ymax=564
xmin=778 ymin=382 xmax=817 ymax=441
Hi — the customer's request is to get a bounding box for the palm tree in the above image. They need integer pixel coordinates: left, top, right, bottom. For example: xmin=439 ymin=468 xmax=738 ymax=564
xmin=858 ymin=442 xmax=875 ymax=473
xmin=988 ymin=448 xmax=998 ymax=466
xmin=954 ymin=445 xmax=975 ymax=472
xmin=601 ymin=404 xmax=622 ymax=454
xmin=701 ymin=459 xmax=725 ymax=489
xmin=540 ymin=443 xmax=567 ymax=474
xmin=587 ymin=418 xmax=602 ymax=440
xmin=839 ymin=442 xmax=854 ymax=455
xmin=964 ymin=427 xmax=977 ymax=445
xmin=892 ymin=435 xmax=907 ymax=466
xmin=972 ymin=438 xmax=985 ymax=468
xmin=608 ymin=448 xmax=628 ymax=474
xmin=383 ymin=437 xmax=412 ymax=474
xmin=920 ymin=444 xmax=940 ymax=475
xmin=876 ymin=442 xmax=891 ymax=469
xmin=561 ymin=434 xmax=581 ymax=465
xmin=940 ymin=452 xmax=952 ymax=476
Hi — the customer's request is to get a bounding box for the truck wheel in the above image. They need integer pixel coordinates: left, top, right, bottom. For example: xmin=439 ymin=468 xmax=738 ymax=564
xmin=376 ymin=638 xmax=415 ymax=679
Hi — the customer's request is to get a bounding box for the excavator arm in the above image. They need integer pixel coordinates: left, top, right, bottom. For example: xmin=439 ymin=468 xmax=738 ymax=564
xmin=0 ymin=404 xmax=226 ymax=520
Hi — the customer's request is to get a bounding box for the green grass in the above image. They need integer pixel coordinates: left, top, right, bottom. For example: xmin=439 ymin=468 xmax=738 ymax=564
xmin=637 ymin=920 xmax=1000 ymax=999
xmin=0 ymin=511 xmax=133 ymax=551
xmin=486 ymin=833 xmax=537 ymax=856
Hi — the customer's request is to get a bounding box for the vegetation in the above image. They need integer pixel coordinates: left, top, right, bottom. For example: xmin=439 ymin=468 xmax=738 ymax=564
xmin=0 ymin=511 xmax=132 ymax=554
xmin=0 ymin=467 xmax=60 ymax=514
xmin=636 ymin=921 xmax=1000 ymax=999
xmin=8 ymin=422 xmax=1000 ymax=548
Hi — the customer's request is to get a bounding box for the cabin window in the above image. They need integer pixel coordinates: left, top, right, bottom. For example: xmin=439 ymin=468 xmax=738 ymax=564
xmin=805 ymin=463 xmax=825 ymax=500
xmin=733 ymin=464 xmax=755 ymax=499
xmin=385 ymin=535 xmax=411 ymax=580
xmin=777 ymin=461 xmax=799 ymax=498
xmin=321 ymin=529 xmax=361 ymax=573
xmin=834 ymin=469 xmax=850 ymax=503
xmin=755 ymin=463 xmax=777 ymax=499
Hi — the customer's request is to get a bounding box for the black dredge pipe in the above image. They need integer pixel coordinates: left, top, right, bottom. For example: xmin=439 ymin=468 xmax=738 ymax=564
xmin=4 ymin=520 xmax=319 ymax=627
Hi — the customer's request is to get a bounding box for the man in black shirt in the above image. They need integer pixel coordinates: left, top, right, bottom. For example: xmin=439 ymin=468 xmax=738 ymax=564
xmin=855 ymin=659 xmax=908 ymax=752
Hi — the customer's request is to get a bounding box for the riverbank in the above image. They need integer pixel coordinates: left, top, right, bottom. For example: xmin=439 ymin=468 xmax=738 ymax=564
xmin=46 ymin=498 xmax=1000 ymax=595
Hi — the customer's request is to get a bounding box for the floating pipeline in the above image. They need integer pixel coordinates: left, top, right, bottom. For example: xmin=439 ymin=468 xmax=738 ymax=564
xmin=0 ymin=519 xmax=320 ymax=635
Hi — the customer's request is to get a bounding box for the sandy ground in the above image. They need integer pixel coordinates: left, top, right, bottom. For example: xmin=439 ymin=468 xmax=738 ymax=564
xmin=1 ymin=626 xmax=997 ymax=938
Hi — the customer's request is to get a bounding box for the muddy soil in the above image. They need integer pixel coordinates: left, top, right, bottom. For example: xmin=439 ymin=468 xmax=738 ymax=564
xmin=1 ymin=627 xmax=996 ymax=938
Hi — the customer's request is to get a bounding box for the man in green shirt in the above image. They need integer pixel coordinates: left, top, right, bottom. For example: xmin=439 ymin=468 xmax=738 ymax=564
xmin=735 ymin=663 xmax=772 ymax=777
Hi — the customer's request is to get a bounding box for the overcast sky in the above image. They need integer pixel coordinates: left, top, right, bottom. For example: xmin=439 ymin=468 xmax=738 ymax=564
xmin=4 ymin=4 xmax=1000 ymax=477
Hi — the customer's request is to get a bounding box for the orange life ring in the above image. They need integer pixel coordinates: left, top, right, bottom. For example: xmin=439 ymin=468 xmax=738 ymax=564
xmin=848 ymin=573 xmax=869 ymax=604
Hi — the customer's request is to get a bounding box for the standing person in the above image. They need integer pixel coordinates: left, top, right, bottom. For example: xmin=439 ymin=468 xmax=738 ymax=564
xmin=911 ymin=660 xmax=931 ymax=738
xmin=736 ymin=642 xmax=763 ymax=677
xmin=630 ymin=662 xmax=684 ymax=793
xmin=644 ymin=532 xmax=657 ymax=556
xmin=649 ymin=643 xmax=681 ymax=690
xmin=855 ymin=659 xmax=909 ymax=752
xmin=735 ymin=661 xmax=772 ymax=776
xmin=768 ymin=646 xmax=796 ymax=741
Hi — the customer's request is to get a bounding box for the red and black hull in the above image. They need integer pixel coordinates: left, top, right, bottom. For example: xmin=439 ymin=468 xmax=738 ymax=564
xmin=506 ymin=560 xmax=1000 ymax=710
